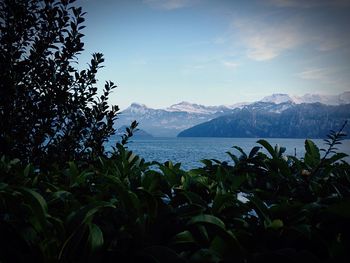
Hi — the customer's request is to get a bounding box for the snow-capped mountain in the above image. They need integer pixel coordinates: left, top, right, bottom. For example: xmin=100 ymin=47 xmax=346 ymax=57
xmin=116 ymin=91 xmax=350 ymax=137
xmin=260 ymin=94 xmax=295 ymax=104
xmin=166 ymin=101 xmax=229 ymax=114
xmin=117 ymin=102 xmax=233 ymax=137
xmin=260 ymin=91 xmax=350 ymax=105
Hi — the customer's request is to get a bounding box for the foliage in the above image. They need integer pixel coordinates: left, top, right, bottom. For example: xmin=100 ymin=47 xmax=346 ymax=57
xmin=1 ymin=131 xmax=349 ymax=262
xmin=1 ymin=1 xmax=350 ymax=262
xmin=0 ymin=0 xmax=119 ymax=165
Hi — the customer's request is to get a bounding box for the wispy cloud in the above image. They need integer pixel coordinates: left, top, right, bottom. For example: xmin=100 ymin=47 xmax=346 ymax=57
xmin=230 ymin=6 xmax=350 ymax=61
xmin=143 ymin=0 xmax=198 ymax=10
xmin=298 ymin=68 xmax=330 ymax=80
xmin=222 ymin=61 xmax=239 ymax=69
xmin=297 ymin=67 xmax=350 ymax=90
xmin=232 ymin=17 xmax=303 ymax=61
xmin=268 ymin=0 xmax=350 ymax=8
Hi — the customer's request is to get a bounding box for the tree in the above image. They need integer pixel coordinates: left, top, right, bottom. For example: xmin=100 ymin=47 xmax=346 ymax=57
xmin=0 ymin=0 xmax=119 ymax=165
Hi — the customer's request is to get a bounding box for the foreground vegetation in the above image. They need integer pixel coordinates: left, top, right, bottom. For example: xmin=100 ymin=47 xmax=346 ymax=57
xmin=1 ymin=1 xmax=350 ymax=262
xmin=1 ymin=130 xmax=350 ymax=262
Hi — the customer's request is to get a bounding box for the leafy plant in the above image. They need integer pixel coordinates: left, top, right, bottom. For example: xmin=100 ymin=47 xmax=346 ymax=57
xmin=0 ymin=0 xmax=119 ymax=165
xmin=1 ymin=0 xmax=350 ymax=262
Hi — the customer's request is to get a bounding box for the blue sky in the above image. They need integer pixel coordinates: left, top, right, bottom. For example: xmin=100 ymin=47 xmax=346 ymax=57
xmin=77 ymin=0 xmax=350 ymax=109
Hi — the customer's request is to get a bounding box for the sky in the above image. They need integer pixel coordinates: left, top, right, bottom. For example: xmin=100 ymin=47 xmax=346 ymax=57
xmin=76 ymin=0 xmax=350 ymax=110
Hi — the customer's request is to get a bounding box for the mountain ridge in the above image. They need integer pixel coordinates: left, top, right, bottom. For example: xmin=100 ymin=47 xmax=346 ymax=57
xmin=118 ymin=91 xmax=350 ymax=137
xmin=178 ymin=103 xmax=350 ymax=138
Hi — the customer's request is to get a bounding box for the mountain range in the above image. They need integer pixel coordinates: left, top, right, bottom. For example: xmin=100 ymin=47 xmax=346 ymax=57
xmin=178 ymin=103 xmax=350 ymax=138
xmin=116 ymin=91 xmax=350 ymax=137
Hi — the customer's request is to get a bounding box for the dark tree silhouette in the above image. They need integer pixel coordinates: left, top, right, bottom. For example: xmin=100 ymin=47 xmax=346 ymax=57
xmin=0 ymin=0 xmax=119 ymax=165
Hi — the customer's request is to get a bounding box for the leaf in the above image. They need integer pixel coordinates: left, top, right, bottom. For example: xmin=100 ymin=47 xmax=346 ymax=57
xmin=48 ymin=190 xmax=72 ymax=205
xmin=23 ymin=164 xmax=32 ymax=177
xmin=188 ymin=214 xmax=226 ymax=230
xmin=170 ymin=230 xmax=195 ymax=246
xmin=68 ymin=161 xmax=79 ymax=186
xmin=176 ymin=190 xmax=207 ymax=207
xmin=230 ymin=174 xmax=246 ymax=192
xmin=304 ymin=139 xmax=320 ymax=168
xmin=67 ymin=201 xmax=115 ymax=230
xmin=327 ymin=152 xmax=348 ymax=164
xmin=88 ymin=223 xmax=104 ymax=253
xmin=175 ymin=203 xmax=205 ymax=217
xmin=105 ymin=175 xmax=140 ymax=219
xmin=249 ymin=146 xmax=262 ymax=159
xmin=233 ymin=146 xmax=247 ymax=159
xmin=257 ymin=139 xmax=276 ymax=159
xmin=267 ymin=219 xmax=284 ymax=230
xmin=17 ymin=187 xmax=48 ymax=232
xmin=226 ymin=152 xmax=239 ymax=165
xmin=247 ymin=196 xmax=271 ymax=225
xmin=136 ymin=188 xmax=158 ymax=219
xmin=212 ymin=194 xmax=235 ymax=214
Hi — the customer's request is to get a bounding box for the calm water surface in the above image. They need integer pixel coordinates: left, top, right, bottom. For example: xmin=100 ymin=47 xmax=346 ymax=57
xmin=110 ymin=137 xmax=350 ymax=170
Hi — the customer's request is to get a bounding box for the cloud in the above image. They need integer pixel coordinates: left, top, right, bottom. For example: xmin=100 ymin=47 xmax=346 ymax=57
xmin=143 ymin=0 xmax=198 ymax=10
xmin=222 ymin=61 xmax=239 ymax=69
xmin=232 ymin=17 xmax=304 ymax=61
xmin=298 ymin=68 xmax=330 ymax=80
xmin=230 ymin=6 xmax=350 ymax=61
xmin=268 ymin=0 xmax=350 ymax=8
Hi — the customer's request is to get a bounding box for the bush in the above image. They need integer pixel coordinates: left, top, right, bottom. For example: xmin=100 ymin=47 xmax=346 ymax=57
xmin=1 ymin=0 xmax=350 ymax=262
xmin=0 ymin=133 xmax=349 ymax=262
xmin=0 ymin=0 xmax=119 ymax=165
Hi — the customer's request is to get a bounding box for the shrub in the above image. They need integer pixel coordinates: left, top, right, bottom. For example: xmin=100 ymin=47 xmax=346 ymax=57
xmin=1 ymin=133 xmax=349 ymax=262
xmin=0 ymin=0 xmax=119 ymax=165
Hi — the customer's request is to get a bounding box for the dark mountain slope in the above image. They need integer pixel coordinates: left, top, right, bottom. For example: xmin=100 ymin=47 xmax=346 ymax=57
xmin=178 ymin=103 xmax=350 ymax=138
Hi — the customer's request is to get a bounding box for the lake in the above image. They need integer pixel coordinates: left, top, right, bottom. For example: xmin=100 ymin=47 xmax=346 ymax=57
xmin=108 ymin=137 xmax=350 ymax=170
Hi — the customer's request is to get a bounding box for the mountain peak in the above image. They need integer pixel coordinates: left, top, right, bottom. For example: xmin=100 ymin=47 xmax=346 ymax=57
xmin=260 ymin=93 xmax=295 ymax=104
xmin=167 ymin=101 xmax=220 ymax=114
xmin=124 ymin=103 xmax=149 ymax=114
xmin=130 ymin=102 xmax=147 ymax=108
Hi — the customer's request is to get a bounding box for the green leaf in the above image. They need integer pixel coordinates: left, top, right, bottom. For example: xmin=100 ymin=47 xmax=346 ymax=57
xmin=170 ymin=230 xmax=195 ymax=246
xmin=88 ymin=223 xmax=104 ymax=253
xmin=23 ymin=164 xmax=32 ymax=177
xmin=68 ymin=161 xmax=79 ymax=186
xmin=188 ymin=214 xmax=226 ymax=230
xmin=248 ymin=196 xmax=271 ymax=225
xmin=212 ymin=194 xmax=235 ymax=214
xmin=105 ymin=175 xmax=140 ymax=218
xmin=249 ymin=146 xmax=262 ymax=159
xmin=304 ymin=139 xmax=320 ymax=168
xmin=230 ymin=174 xmax=246 ymax=192
xmin=17 ymin=187 xmax=48 ymax=232
xmin=67 ymin=201 xmax=115 ymax=229
xmin=327 ymin=152 xmax=348 ymax=164
xmin=226 ymin=152 xmax=239 ymax=165
xmin=233 ymin=146 xmax=247 ymax=159
xmin=136 ymin=188 xmax=158 ymax=219
xmin=257 ymin=139 xmax=276 ymax=159
xmin=267 ymin=219 xmax=284 ymax=230
xmin=176 ymin=190 xmax=207 ymax=207
xmin=175 ymin=203 xmax=205 ymax=217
